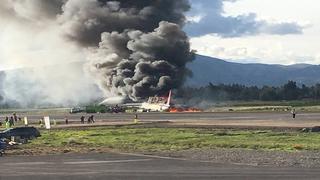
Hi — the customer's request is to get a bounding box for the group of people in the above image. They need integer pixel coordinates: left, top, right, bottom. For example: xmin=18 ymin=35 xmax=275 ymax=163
xmin=80 ymin=115 xmax=95 ymax=124
xmin=36 ymin=115 xmax=95 ymax=126
xmin=0 ymin=108 xmax=297 ymax=128
xmin=0 ymin=113 xmax=21 ymax=128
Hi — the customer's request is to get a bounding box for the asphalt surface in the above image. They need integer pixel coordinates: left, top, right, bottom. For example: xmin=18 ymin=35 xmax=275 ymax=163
xmin=2 ymin=111 xmax=320 ymax=121
xmin=2 ymin=112 xmax=320 ymax=128
xmin=0 ymin=152 xmax=319 ymax=180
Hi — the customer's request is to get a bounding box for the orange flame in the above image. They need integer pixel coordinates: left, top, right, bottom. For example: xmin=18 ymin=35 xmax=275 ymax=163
xmin=169 ymin=107 xmax=202 ymax=113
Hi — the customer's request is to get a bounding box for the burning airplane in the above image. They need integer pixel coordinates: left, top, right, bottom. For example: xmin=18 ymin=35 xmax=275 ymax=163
xmin=100 ymin=90 xmax=172 ymax=112
xmin=140 ymin=90 xmax=172 ymax=112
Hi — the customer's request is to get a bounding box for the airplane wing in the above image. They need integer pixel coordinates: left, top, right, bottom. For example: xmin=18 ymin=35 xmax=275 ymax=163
xmin=119 ymin=103 xmax=142 ymax=107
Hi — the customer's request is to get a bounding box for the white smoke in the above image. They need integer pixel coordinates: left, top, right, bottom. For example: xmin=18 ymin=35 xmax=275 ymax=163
xmin=0 ymin=1 xmax=101 ymax=107
xmin=0 ymin=0 xmax=193 ymax=107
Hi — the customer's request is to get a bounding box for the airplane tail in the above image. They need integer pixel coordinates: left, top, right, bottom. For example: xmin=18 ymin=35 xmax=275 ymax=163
xmin=166 ymin=90 xmax=172 ymax=106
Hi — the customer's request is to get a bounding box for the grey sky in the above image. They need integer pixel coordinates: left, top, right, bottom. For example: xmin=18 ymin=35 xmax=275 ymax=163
xmin=185 ymin=0 xmax=304 ymax=37
xmin=187 ymin=0 xmax=319 ymax=65
xmin=0 ymin=0 xmax=319 ymax=69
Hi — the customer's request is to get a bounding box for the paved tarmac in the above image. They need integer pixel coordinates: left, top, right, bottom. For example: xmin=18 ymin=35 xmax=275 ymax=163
xmin=0 ymin=152 xmax=319 ymax=180
xmin=2 ymin=112 xmax=320 ymax=128
xmin=2 ymin=111 xmax=320 ymax=121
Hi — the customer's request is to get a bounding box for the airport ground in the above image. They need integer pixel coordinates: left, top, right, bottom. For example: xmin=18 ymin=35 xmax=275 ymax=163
xmin=2 ymin=111 xmax=320 ymax=129
xmin=2 ymin=111 xmax=320 ymax=179
xmin=1 ymin=152 xmax=320 ymax=180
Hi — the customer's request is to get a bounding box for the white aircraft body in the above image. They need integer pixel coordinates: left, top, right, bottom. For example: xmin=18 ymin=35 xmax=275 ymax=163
xmin=140 ymin=90 xmax=172 ymax=112
xmin=100 ymin=90 xmax=172 ymax=112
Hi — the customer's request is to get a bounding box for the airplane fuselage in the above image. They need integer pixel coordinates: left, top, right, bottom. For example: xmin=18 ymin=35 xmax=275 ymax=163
xmin=140 ymin=102 xmax=170 ymax=112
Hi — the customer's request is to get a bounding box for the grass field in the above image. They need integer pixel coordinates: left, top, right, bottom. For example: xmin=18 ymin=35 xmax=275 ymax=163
xmin=21 ymin=127 xmax=320 ymax=153
xmin=207 ymin=100 xmax=320 ymax=112
xmin=231 ymin=100 xmax=320 ymax=107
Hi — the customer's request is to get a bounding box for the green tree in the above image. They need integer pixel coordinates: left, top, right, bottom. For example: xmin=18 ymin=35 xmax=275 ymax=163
xmin=259 ymin=86 xmax=279 ymax=101
xmin=281 ymin=81 xmax=299 ymax=100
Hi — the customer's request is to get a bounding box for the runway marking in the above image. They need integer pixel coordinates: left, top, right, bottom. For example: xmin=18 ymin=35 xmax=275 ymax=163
xmin=119 ymin=152 xmax=189 ymax=161
xmin=2 ymin=171 xmax=100 ymax=177
xmin=5 ymin=162 xmax=54 ymax=166
xmin=3 ymin=159 xmax=152 ymax=166
xmin=210 ymin=117 xmax=261 ymax=120
xmin=118 ymin=152 xmax=262 ymax=167
xmin=63 ymin=159 xmax=152 ymax=165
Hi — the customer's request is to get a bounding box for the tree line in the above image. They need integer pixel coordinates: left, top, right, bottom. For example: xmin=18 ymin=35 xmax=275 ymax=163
xmin=177 ymin=81 xmax=320 ymax=101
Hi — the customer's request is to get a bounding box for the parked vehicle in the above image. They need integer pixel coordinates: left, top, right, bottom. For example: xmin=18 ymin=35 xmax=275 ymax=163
xmin=0 ymin=127 xmax=41 ymax=140
xmin=70 ymin=107 xmax=86 ymax=113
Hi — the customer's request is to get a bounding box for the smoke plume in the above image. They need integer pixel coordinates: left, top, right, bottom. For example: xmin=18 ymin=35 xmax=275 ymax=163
xmin=0 ymin=0 xmax=99 ymax=107
xmin=0 ymin=0 xmax=193 ymax=107
xmin=59 ymin=0 xmax=194 ymax=100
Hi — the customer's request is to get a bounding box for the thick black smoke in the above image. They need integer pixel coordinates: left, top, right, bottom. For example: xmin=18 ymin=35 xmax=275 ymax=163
xmin=87 ymin=21 xmax=193 ymax=100
xmin=58 ymin=0 xmax=194 ymax=100
xmin=59 ymin=0 xmax=190 ymax=46
xmin=0 ymin=0 xmax=194 ymax=102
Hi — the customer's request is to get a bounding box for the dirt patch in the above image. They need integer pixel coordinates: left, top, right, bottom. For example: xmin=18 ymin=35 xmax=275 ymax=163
xmin=147 ymin=149 xmax=320 ymax=168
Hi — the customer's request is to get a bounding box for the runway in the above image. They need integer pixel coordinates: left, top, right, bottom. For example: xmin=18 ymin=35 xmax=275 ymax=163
xmin=2 ymin=111 xmax=320 ymax=121
xmin=2 ymin=112 xmax=320 ymax=129
xmin=0 ymin=152 xmax=319 ymax=180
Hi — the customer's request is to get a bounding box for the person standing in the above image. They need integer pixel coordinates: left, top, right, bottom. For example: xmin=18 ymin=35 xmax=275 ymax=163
xmin=65 ymin=117 xmax=69 ymax=125
xmin=13 ymin=113 xmax=18 ymax=123
xmin=5 ymin=117 xmax=9 ymax=129
xmin=87 ymin=116 xmax=90 ymax=124
xmin=80 ymin=116 xmax=85 ymax=124
xmin=39 ymin=118 xmax=44 ymax=128
xmin=9 ymin=116 xmax=14 ymax=127
xmin=291 ymin=108 xmax=296 ymax=119
xmin=90 ymin=115 xmax=95 ymax=123
xmin=134 ymin=114 xmax=139 ymax=124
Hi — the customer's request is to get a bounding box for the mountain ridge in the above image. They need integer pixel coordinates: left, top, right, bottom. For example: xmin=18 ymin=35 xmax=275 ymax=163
xmin=186 ymin=55 xmax=320 ymax=87
xmin=1 ymin=55 xmax=320 ymax=88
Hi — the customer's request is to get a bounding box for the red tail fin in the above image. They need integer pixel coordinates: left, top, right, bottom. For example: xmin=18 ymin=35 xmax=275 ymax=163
xmin=166 ymin=90 xmax=172 ymax=106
